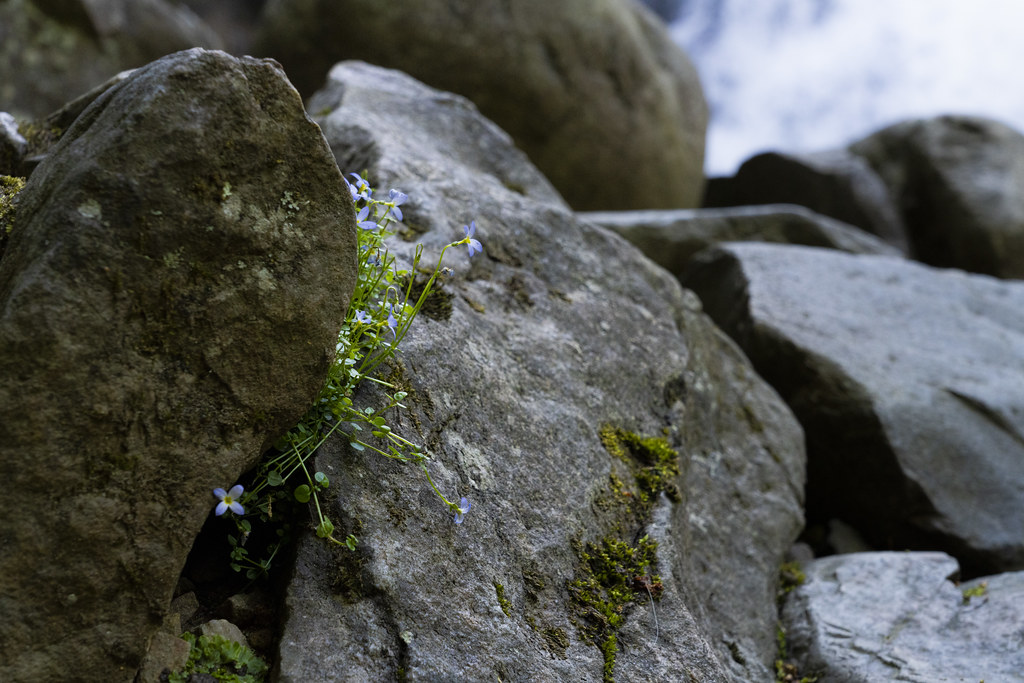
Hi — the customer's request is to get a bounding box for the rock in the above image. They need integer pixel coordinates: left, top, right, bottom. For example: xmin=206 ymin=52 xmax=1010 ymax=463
xmin=781 ymin=552 xmax=1024 ymax=682
xmin=136 ymin=631 xmax=192 ymax=683
xmin=681 ymin=243 xmax=1024 ymax=575
xmin=0 ymin=48 xmax=357 ymax=683
xmin=580 ymin=203 xmax=900 ymax=279
xmin=638 ymin=0 xmax=685 ymax=23
xmin=199 ymin=619 xmax=248 ymax=649
xmin=850 ymin=115 xmax=1024 ymax=278
xmin=0 ymin=0 xmax=222 ymax=118
xmin=253 ymin=0 xmax=708 ymax=211
xmin=274 ymin=61 xmax=805 ymax=682
xmin=704 ymin=149 xmax=909 ymax=252
xmin=0 ymin=112 xmax=27 ymax=174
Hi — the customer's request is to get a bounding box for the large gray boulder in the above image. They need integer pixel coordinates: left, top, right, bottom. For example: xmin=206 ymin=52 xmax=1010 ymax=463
xmin=850 ymin=115 xmax=1024 ymax=278
xmin=580 ymin=203 xmax=900 ymax=280
xmin=681 ymin=243 xmax=1024 ymax=575
xmin=253 ymin=0 xmax=708 ymax=211
xmin=0 ymin=49 xmax=357 ymax=682
xmin=274 ymin=61 xmax=805 ymax=682
xmin=0 ymin=0 xmax=222 ymax=118
xmin=781 ymin=552 xmax=1024 ymax=682
xmin=704 ymin=149 xmax=909 ymax=252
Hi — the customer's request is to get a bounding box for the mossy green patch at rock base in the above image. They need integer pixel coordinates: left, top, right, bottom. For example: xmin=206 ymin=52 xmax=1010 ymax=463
xmin=168 ymin=633 xmax=268 ymax=683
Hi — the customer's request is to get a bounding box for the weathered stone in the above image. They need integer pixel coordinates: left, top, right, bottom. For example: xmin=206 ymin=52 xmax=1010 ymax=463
xmin=199 ymin=619 xmax=248 ymax=648
xmin=850 ymin=115 xmax=1024 ymax=278
xmin=0 ymin=48 xmax=357 ymax=682
xmin=681 ymin=243 xmax=1024 ymax=575
xmin=275 ymin=61 xmax=804 ymax=683
xmin=136 ymin=632 xmax=192 ymax=683
xmin=254 ymin=0 xmax=708 ymax=211
xmin=781 ymin=552 xmax=1024 ymax=682
xmin=580 ymin=203 xmax=900 ymax=280
xmin=0 ymin=0 xmax=222 ymax=118
xmin=704 ymin=149 xmax=908 ymax=252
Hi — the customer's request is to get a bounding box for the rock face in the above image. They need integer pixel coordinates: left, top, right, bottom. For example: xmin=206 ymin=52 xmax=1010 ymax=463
xmin=681 ymin=243 xmax=1024 ymax=575
xmin=0 ymin=49 xmax=357 ymax=682
xmin=274 ymin=61 xmax=805 ymax=682
xmin=580 ymin=203 xmax=900 ymax=280
xmin=253 ymin=0 xmax=708 ymax=211
xmin=704 ymin=149 xmax=909 ymax=252
xmin=0 ymin=0 xmax=222 ymax=118
xmin=850 ymin=115 xmax=1024 ymax=278
xmin=781 ymin=552 xmax=1024 ymax=682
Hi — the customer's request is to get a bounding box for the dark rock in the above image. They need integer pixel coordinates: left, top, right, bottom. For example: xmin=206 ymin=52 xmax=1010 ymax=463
xmin=0 ymin=0 xmax=222 ymax=118
xmin=682 ymin=243 xmax=1024 ymax=575
xmin=850 ymin=115 xmax=1024 ymax=278
xmin=704 ymin=149 xmax=909 ymax=252
xmin=253 ymin=0 xmax=708 ymax=211
xmin=781 ymin=552 xmax=1024 ymax=682
xmin=0 ymin=48 xmax=357 ymax=682
xmin=580 ymin=203 xmax=900 ymax=279
xmin=638 ymin=0 xmax=685 ymax=23
xmin=0 ymin=112 xmax=27 ymax=174
xmin=275 ymin=61 xmax=805 ymax=682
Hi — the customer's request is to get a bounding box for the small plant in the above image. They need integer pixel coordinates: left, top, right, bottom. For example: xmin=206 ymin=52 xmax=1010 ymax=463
xmin=961 ymin=581 xmax=988 ymax=604
xmin=214 ymin=173 xmax=479 ymax=576
xmin=168 ymin=633 xmax=268 ymax=683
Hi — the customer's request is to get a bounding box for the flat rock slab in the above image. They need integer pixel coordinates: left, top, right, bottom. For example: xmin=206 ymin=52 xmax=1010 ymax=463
xmin=274 ymin=61 xmax=805 ymax=683
xmin=580 ymin=203 xmax=900 ymax=280
xmin=781 ymin=551 xmax=1024 ymax=682
xmin=0 ymin=48 xmax=356 ymax=682
xmin=682 ymin=243 xmax=1024 ymax=574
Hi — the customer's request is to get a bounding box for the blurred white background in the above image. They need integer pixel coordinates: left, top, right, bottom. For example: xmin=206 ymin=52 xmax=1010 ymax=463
xmin=664 ymin=0 xmax=1024 ymax=175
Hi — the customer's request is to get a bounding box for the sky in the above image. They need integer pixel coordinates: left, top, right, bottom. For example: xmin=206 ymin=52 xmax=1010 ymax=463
xmin=669 ymin=0 xmax=1024 ymax=175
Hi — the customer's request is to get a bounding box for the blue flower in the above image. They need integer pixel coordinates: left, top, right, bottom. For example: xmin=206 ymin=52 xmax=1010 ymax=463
xmin=386 ymin=304 xmax=398 ymax=336
xmin=354 ymin=309 xmax=372 ymax=325
xmin=214 ymin=484 xmax=245 ymax=516
xmin=348 ymin=173 xmax=372 ymax=202
xmin=356 ymin=205 xmax=378 ymax=231
xmin=454 ymin=497 xmax=471 ymax=524
xmin=463 ymin=221 xmax=482 ymax=257
xmin=388 ymin=189 xmax=408 ymax=221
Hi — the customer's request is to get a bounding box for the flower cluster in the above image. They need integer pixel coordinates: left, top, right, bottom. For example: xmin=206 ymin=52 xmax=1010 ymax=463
xmin=214 ymin=175 xmax=477 ymax=575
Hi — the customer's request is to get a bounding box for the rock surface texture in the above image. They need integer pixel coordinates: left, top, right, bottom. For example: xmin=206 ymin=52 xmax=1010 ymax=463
xmin=253 ymin=0 xmax=708 ymax=211
xmin=0 ymin=49 xmax=356 ymax=683
xmin=781 ymin=552 xmax=1024 ymax=682
xmin=580 ymin=203 xmax=900 ymax=280
xmin=850 ymin=115 xmax=1024 ymax=278
xmin=0 ymin=0 xmax=222 ymax=118
xmin=682 ymin=243 xmax=1024 ymax=576
xmin=273 ymin=61 xmax=805 ymax=682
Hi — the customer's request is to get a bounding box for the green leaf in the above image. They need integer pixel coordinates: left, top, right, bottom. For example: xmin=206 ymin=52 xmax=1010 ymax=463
xmin=315 ymin=471 xmax=329 ymax=486
xmin=316 ymin=518 xmax=335 ymax=538
xmin=294 ymin=485 xmax=311 ymax=503
xmin=350 ymin=441 xmax=365 ymax=451
xmin=267 ymin=470 xmax=284 ymax=486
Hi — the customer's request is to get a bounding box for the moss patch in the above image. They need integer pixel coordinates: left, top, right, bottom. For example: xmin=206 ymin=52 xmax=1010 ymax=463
xmin=494 ymin=582 xmax=512 ymax=617
xmin=564 ymin=427 xmax=681 ymax=681
xmin=0 ymin=175 xmax=26 ymax=259
xmin=599 ymin=425 xmax=681 ymax=509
